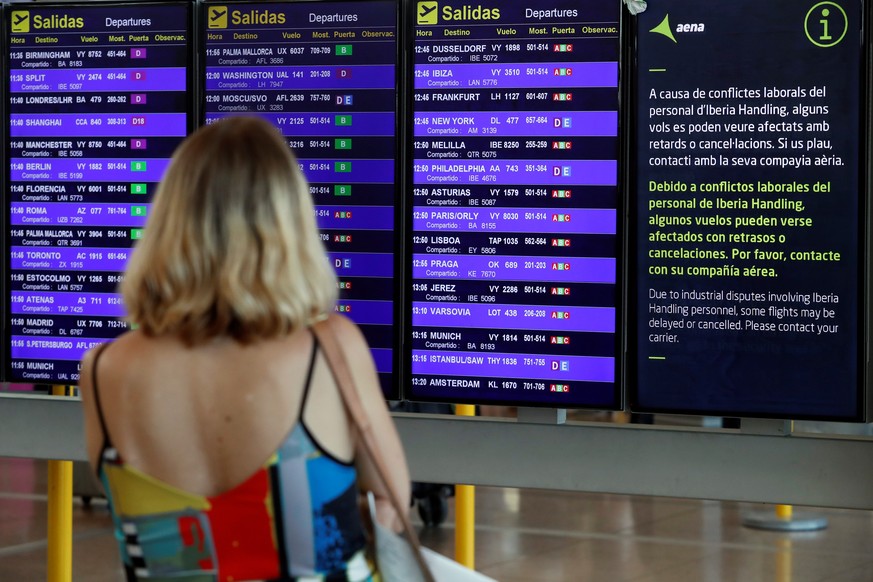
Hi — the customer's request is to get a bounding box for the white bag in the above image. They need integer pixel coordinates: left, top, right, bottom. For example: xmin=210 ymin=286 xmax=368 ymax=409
xmin=368 ymin=492 xmax=496 ymax=582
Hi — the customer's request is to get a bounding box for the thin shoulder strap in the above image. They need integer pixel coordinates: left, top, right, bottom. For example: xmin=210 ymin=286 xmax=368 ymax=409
xmin=313 ymin=319 xmax=435 ymax=582
xmin=297 ymin=331 xmax=320 ymax=415
xmin=89 ymin=342 xmax=113 ymax=449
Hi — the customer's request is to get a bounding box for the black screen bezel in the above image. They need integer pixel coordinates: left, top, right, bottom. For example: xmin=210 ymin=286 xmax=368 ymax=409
xmin=3 ymin=0 xmax=197 ymax=386
xmin=198 ymin=0 xmax=405 ymax=400
xmin=401 ymin=0 xmax=626 ymax=409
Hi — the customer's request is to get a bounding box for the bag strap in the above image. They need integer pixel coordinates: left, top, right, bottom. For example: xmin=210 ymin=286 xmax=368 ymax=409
xmin=313 ymin=319 xmax=435 ymax=582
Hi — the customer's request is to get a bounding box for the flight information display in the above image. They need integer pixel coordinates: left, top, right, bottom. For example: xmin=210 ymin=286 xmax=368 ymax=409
xmin=202 ymin=0 xmax=400 ymax=396
xmin=633 ymin=0 xmax=866 ymax=419
xmin=407 ymin=0 xmax=621 ymax=406
xmin=6 ymin=2 xmax=192 ymax=383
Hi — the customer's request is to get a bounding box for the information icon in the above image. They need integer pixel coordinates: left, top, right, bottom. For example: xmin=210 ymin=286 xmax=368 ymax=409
xmin=805 ymin=1 xmax=848 ymax=47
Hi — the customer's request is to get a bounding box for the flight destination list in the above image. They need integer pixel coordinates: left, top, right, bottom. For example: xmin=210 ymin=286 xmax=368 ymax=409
xmin=408 ymin=0 xmax=621 ymax=406
xmin=7 ymin=2 xmax=190 ymax=383
xmin=203 ymin=1 xmax=399 ymax=396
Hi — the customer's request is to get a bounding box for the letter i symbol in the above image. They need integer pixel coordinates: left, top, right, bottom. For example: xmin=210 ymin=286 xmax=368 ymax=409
xmin=819 ymin=8 xmax=832 ymax=40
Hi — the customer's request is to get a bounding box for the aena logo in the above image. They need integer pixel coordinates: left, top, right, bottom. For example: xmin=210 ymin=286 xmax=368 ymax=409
xmin=649 ymin=13 xmax=705 ymax=43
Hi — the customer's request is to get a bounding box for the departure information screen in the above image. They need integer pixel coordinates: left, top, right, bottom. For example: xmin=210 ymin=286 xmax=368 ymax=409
xmin=6 ymin=2 xmax=191 ymax=383
xmin=633 ymin=0 xmax=865 ymax=419
xmin=203 ymin=0 xmax=400 ymax=397
xmin=407 ymin=0 xmax=621 ymax=406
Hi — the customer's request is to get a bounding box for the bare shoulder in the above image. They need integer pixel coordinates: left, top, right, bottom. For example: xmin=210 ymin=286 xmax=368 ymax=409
xmin=80 ymin=334 xmax=120 ymax=391
xmin=79 ymin=344 xmax=98 ymax=387
xmin=80 ymin=331 xmax=149 ymax=392
xmin=80 ymin=331 xmax=139 ymax=468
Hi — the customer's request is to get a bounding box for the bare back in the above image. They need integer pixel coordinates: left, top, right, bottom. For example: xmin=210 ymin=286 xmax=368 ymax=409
xmin=79 ymin=314 xmax=409 ymax=509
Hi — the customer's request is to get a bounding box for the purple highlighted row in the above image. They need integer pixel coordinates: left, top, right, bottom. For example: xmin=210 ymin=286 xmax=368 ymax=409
xmin=412 ymin=302 xmax=615 ymax=333
xmin=413 ymin=255 xmax=615 ymax=283
xmin=11 ymin=341 xmax=391 ymax=373
xmin=413 ymin=207 xmax=616 ymax=234
xmin=205 ymin=65 xmax=394 ymax=91
xmin=207 ymin=112 xmax=395 ymax=137
xmin=11 ymin=68 xmax=187 ymax=93
xmin=10 ymin=114 xmax=187 ymax=138
xmin=414 ymin=62 xmax=617 ymax=90
xmin=11 ymin=203 xmax=148 ymax=228
xmin=316 ymin=205 xmax=394 ymax=230
xmin=329 ymin=254 xmax=393 ymax=278
xmin=414 ymin=160 xmax=617 ymax=186
xmin=11 ymin=336 xmax=105 ymax=361
xmin=12 ymin=158 xmax=170 ymax=181
xmin=414 ymin=111 xmax=617 ymax=137
xmin=411 ymin=349 xmax=615 ymax=383
xmin=11 ymin=203 xmax=394 ymax=230
xmin=335 ymin=299 xmax=393 ymax=325
xmin=301 ymin=159 xmax=394 ymax=184
xmin=11 ymin=247 xmax=133 ymax=266
xmin=12 ymin=292 xmax=124 ymax=317
xmin=10 ymin=247 xmax=396 ymax=276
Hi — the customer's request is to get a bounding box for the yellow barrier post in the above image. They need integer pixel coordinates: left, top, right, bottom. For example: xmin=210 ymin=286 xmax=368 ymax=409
xmin=741 ymin=420 xmax=827 ymax=532
xmin=744 ymin=502 xmax=827 ymax=532
xmin=775 ymin=504 xmax=793 ymax=520
xmin=47 ymin=385 xmax=73 ymax=582
xmin=776 ymin=537 xmax=792 ymax=582
xmin=455 ymin=404 xmax=476 ymax=568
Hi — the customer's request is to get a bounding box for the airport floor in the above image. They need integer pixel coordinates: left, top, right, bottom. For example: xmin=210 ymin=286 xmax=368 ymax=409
xmin=0 ymin=457 xmax=872 ymax=581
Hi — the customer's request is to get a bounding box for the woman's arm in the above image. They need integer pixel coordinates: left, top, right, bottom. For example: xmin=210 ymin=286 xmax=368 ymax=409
xmin=327 ymin=314 xmax=411 ymax=531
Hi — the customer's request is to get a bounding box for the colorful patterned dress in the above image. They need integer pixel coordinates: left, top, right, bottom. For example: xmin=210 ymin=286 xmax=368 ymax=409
xmin=91 ymin=338 xmax=380 ymax=582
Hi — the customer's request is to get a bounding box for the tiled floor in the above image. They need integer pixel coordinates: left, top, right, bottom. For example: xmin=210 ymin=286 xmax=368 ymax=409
xmin=1 ymin=457 xmax=872 ymax=581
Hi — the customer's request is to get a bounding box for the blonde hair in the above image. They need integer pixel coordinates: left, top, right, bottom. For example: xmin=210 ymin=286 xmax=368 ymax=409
xmin=122 ymin=116 xmax=337 ymax=344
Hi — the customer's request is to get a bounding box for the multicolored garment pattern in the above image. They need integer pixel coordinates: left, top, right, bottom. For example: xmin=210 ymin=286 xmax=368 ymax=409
xmin=92 ymin=338 xmax=380 ymax=582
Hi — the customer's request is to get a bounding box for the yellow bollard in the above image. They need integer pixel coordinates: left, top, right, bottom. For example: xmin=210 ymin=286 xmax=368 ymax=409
xmin=775 ymin=504 xmax=793 ymax=520
xmin=47 ymin=386 xmax=73 ymax=582
xmin=455 ymin=404 xmax=476 ymax=568
xmin=776 ymin=537 xmax=792 ymax=582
